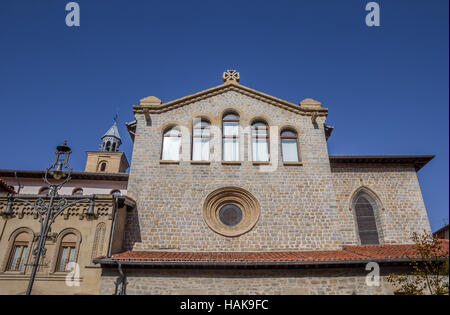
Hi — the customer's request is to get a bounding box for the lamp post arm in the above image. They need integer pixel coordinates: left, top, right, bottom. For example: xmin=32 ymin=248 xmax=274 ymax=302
xmin=49 ymin=196 xmax=95 ymax=225
xmin=11 ymin=197 xmax=47 ymax=232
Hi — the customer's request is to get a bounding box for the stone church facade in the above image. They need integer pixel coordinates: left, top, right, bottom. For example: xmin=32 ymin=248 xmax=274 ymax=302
xmin=0 ymin=70 xmax=440 ymax=295
xmin=94 ymin=71 xmax=435 ymax=295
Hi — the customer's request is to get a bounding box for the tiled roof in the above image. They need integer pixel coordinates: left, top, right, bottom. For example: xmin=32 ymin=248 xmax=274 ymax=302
xmin=0 ymin=179 xmax=15 ymax=193
xmin=95 ymin=241 xmax=449 ymax=266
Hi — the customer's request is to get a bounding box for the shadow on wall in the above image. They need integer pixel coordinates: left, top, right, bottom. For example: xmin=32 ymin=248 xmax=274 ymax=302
xmin=122 ymin=207 xmax=142 ymax=251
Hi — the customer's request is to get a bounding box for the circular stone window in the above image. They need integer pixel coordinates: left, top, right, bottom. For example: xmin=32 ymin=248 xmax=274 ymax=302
xmin=219 ymin=204 xmax=243 ymax=226
xmin=203 ymin=187 xmax=260 ymax=237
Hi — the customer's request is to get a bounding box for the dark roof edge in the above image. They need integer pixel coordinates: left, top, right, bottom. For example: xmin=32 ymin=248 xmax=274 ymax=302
xmin=93 ymin=257 xmax=420 ymax=268
xmin=0 ymin=169 xmax=129 ymax=181
xmin=433 ymin=224 xmax=449 ymax=235
xmin=329 ymin=155 xmax=435 ymax=172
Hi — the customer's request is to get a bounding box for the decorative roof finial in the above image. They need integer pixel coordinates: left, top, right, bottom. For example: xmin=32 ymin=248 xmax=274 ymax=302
xmin=223 ymin=70 xmax=240 ymax=83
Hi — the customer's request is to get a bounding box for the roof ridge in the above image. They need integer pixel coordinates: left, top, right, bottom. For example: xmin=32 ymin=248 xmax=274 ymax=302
xmin=133 ymin=81 xmax=328 ymax=116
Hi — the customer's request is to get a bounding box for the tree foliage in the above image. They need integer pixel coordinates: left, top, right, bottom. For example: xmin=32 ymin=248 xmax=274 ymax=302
xmin=387 ymin=232 xmax=449 ymax=295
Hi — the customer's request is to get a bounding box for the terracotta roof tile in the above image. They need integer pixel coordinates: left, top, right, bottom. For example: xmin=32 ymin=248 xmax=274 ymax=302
xmin=0 ymin=179 xmax=15 ymax=194
xmin=97 ymin=241 xmax=448 ymax=265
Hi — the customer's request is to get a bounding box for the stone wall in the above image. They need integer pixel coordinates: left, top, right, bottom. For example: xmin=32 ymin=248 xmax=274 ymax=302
xmin=124 ymin=90 xmax=343 ymax=251
xmin=331 ymin=163 xmax=431 ymax=245
xmin=124 ymin=89 xmax=432 ymax=252
xmin=98 ymin=267 xmax=405 ymax=295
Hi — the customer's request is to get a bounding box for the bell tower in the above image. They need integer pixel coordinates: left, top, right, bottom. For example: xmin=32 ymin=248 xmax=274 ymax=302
xmin=85 ymin=118 xmax=129 ymax=173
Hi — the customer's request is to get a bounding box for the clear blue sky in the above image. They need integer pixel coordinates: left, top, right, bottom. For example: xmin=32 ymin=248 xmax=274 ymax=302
xmin=0 ymin=0 xmax=448 ymax=231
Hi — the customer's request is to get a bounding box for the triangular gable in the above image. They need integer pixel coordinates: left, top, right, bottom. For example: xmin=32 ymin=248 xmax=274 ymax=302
xmin=133 ymin=77 xmax=327 ymax=118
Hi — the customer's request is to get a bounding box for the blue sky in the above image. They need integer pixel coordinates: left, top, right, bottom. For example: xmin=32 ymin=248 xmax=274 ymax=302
xmin=0 ymin=0 xmax=448 ymax=231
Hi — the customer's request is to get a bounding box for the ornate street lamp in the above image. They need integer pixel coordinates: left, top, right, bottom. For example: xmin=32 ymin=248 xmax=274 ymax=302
xmin=2 ymin=141 xmax=96 ymax=295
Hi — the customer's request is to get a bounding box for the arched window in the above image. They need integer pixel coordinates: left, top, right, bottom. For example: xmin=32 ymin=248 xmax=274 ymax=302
xmin=162 ymin=127 xmax=181 ymax=161
xmin=280 ymin=130 xmax=299 ymax=162
xmin=222 ymin=113 xmax=239 ymax=161
xmin=105 ymin=141 xmax=111 ymax=152
xmin=353 ymin=193 xmax=380 ymax=245
xmin=56 ymin=233 xmax=77 ymax=272
xmin=110 ymin=189 xmax=121 ymax=196
xmin=192 ymin=119 xmax=211 ymax=161
xmin=72 ymin=188 xmax=83 ymax=195
xmin=112 ymin=142 xmax=116 ymax=152
xmin=7 ymin=232 xmax=31 ymax=271
xmin=38 ymin=187 xmax=50 ymax=195
xmin=252 ymin=121 xmax=269 ymax=162
xmin=99 ymin=162 xmax=107 ymax=172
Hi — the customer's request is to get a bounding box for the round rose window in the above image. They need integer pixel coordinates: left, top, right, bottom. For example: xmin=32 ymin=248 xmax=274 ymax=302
xmin=203 ymin=187 xmax=260 ymax=237
xmin=219 ymin=204 xmax=243 ymax=226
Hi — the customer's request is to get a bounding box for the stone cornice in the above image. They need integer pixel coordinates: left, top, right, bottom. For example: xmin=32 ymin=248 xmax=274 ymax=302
xmin=329 ymin=155 xmax=435 ymax=172
xmin=0 ymin=169 xmax=129 ymax=181
xmin=133 ymin=81 xmax=328 ymax=117
xmin=0 ymin=194 xmax=115 ymax=220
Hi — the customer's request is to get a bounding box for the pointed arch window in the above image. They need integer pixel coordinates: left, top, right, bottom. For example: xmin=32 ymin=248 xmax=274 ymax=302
xmin=222 ymin=113 xmax=239 ymax=161
xmin=354 ymin=195 xmax=380 ymax=245
xmin=192 ymin=119 xmax=211 ymax=161
xmin=280 ymin=130 xmax=299 ymax=162
xmin=252 ymin=121 xmax=269 ymax=162
xmin=7 ymin=232 xmax=31 ymax=271
xmin=162 ymin=127 xmax=181 ymax=161
xmin=56 ymin=233 xmax=77 ymax=272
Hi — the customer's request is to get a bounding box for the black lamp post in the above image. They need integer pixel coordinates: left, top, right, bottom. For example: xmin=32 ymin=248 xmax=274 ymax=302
xmin=2 ymin=141 xmax=96 ymax=295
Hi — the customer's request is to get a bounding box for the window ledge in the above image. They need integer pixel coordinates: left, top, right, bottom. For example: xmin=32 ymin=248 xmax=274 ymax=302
xmin=252 ymin=161 xmax=270 ymax=165
xmin=159 ymin=160 xmax=180 ymax=165
xmin=283 ymin=162 xmax=303 ymax=166
xmin=0 ymin=271 xmax=26 ymax=275
xmin=221 ymin=161 xmax=242 ymax=165
xmin=191 ymin=161 xmax=211 ymax=165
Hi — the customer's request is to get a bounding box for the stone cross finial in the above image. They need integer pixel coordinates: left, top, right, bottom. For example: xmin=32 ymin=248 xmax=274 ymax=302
xmin=223 ymin=70 xmax=240 ymax=83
